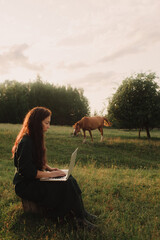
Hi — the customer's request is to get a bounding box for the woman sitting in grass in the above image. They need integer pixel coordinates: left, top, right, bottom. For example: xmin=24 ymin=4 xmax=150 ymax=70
xmin=12 ymin=106 xmax=97 ymax=230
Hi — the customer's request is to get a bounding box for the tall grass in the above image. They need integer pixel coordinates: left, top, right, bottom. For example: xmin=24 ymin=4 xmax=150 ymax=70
xmin=0 ymin=124 xmax=160 ymax=240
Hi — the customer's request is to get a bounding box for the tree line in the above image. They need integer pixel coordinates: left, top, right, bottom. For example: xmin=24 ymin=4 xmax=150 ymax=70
xmin=0 ymin=72 xmax=160 ymax=138
xmin=0 ymin=77 xmax=90 ymax=125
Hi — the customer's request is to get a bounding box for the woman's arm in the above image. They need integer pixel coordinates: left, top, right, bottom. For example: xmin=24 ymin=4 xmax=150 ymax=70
xmin=44 ymin=164 xmax=59 ymax=171
xmin=36 ymin=169 xmax=66 ymax=179
xmin=16 ymin=136 xmax=66 ymax=180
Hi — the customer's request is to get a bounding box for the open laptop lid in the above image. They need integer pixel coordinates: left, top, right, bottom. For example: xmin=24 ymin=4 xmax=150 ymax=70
xmin=66 ymin=147 xmax=78 ymax=179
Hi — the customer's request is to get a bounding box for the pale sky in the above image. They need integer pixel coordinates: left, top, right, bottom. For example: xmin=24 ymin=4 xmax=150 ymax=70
xmin=0 ymin=0 xmax=160 ymax=115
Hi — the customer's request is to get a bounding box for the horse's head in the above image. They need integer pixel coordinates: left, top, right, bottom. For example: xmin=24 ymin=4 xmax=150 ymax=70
xmin=73 ymin=122 xmax=81 ymax=136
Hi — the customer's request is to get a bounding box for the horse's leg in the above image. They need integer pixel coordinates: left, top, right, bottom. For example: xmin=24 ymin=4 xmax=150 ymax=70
xmin=83 ymin=130 xmax=86 ymax=143
xmin=89 ymin=130 xmax=93 ymax=142
xmin=98 ymin=127 xmax=103 ymax=142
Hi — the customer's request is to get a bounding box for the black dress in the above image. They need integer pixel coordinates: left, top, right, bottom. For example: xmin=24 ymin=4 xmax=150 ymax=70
xmin=13 ymin=135 xmax=83 ymax=218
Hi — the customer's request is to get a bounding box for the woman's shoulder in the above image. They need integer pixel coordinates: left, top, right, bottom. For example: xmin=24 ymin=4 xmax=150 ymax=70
xmin=15 ymin=134 xmax=33 ymax=155
xmin=20 ymin=134 xmax=33 ymax=146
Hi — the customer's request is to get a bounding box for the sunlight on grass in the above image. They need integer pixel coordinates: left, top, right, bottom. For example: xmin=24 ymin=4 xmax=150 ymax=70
xmin=1 ymin=166 xmax=159 ymax=240
xmin=106 ymin=137 xmax=160 ymax=147
xmin=0 ymin=124 xmax=160 ymax=240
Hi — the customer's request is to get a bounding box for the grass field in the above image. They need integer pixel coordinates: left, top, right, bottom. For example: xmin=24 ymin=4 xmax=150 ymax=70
xmin=0 ymin=124 xmax=160 ymax=240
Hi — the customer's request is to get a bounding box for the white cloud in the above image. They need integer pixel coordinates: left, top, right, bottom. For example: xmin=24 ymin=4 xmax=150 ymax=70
xmin=99 ymin=26 xmax=160 ymax=63
xmin=66 ymin=71 xmax=118 ymax=89
xmin=0 ymin=44 xmax=44 ymax=74
xmin=56 ymin=61 xmax=89 ymax=70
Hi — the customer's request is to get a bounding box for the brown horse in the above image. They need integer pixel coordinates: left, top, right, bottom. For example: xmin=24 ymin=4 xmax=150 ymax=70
xmin=73 ymin=116 xmax=111 ymax=143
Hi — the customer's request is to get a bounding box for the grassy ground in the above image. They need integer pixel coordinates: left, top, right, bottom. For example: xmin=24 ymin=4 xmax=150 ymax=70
xmin=0 ymin=124 xmax=160 ymax=240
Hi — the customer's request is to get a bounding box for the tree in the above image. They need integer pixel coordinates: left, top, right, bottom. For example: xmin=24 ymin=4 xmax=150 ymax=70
xmin=0 ymin=77 xmax=90 ymax=125
xmin=0 ymin=80 xmax=29 ymax=123
xmin=107 ymin=72 xmax=160 ymax=138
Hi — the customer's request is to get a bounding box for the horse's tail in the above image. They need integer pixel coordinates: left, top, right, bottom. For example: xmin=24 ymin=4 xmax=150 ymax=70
xmin=103 ymin=117 xmax=112 ymax=127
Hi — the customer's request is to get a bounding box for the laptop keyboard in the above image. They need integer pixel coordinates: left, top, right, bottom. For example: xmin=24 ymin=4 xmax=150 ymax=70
xmin=53 ymin=176 xmax=65 ymax=179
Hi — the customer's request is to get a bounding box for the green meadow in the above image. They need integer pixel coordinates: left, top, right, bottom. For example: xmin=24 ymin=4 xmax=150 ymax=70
xmin=0 ymin=124 xmax=160 ymax=240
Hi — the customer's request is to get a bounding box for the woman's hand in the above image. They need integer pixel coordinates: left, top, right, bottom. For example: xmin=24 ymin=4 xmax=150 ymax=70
xmin=36 ymin=169 xmax=66 ymax=179
xmin=44 ymin=164 xmax=60 ymax=172
xmin=48 ymin=170 xmax=66 ymax=178
xmin=49 ymin=167 xmax=59 ymax=171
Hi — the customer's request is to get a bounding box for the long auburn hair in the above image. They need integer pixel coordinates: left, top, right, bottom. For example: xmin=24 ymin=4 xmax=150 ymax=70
xmin=12 ymin=106 xmax=52 ymax=169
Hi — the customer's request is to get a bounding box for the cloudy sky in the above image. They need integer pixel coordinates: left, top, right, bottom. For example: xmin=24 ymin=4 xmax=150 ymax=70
xmin=0 ymin=0 xmax=160 ymax=114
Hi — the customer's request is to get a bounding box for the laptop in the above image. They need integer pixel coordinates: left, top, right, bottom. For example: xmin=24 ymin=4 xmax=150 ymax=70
xmin=40 ymin=148 xmax=78 ymax=181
